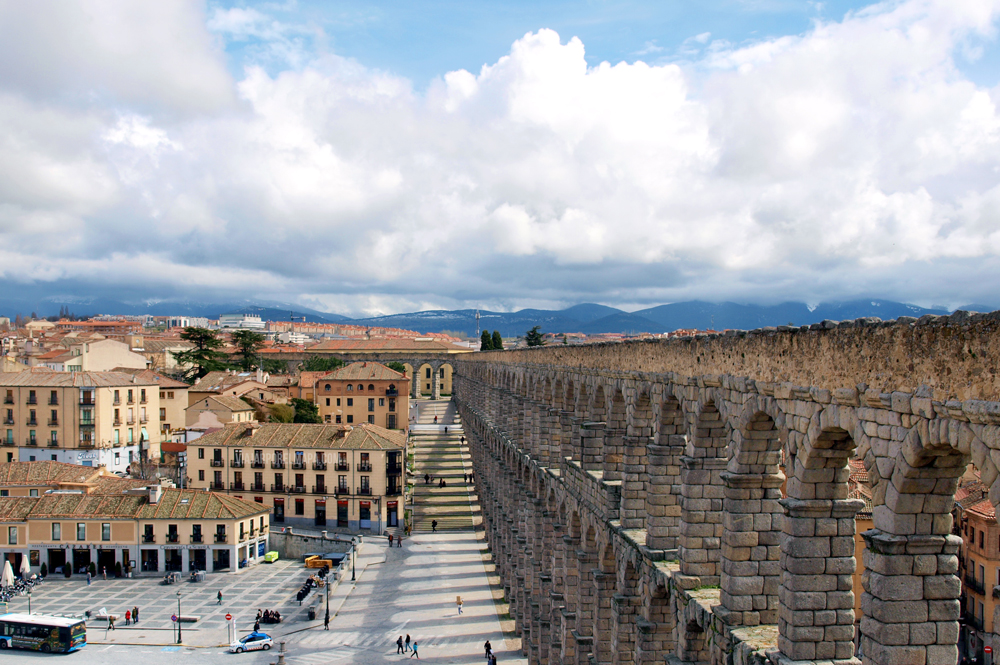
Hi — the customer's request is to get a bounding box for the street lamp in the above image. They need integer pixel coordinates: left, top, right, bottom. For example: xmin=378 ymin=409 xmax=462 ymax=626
xmin=176 ymin=590 xmax=182 ymax=644
xmin=351 ymin=537 xmax=357 ymax=582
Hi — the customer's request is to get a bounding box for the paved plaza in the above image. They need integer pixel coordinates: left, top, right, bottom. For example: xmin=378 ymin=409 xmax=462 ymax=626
xmin=0 ymin=399 xmax=525 ymax=664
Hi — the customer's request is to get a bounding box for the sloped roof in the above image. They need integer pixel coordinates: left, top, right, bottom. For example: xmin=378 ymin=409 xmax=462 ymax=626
xmin=967 ymin=497 xmax=996 ymax=521
xmin=0 ymin=488 xmax=267 ymax=520
xmin=195 ymin=371 xmax=260 ymax=391
xmin=137 ymin=489 xmax=267 ymax=520
xmin=0 ymin=371 xmax=159 ymax=388
xmin=110 ymin=368 xmax=189 ymax=389
xmin=323 ymin=362 xmax=406 ymax=382
xmin=194 ymin=395 xmax=254 ymax=412
xmin=193 ymin=422 xmax=405 ymax=450
xmin=141 ymin=339 xmax=195 ymax=354
xmin=0 ymin=461 xmax=100 ymax=486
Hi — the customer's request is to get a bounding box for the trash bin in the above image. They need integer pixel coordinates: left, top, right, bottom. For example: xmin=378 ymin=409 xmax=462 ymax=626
xmin=308 ymin=606 xmax=316 ymax=621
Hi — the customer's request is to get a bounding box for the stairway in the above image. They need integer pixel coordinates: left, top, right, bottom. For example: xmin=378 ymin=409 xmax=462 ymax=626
xmin=410 ymin=399 xmax=475 ymax=532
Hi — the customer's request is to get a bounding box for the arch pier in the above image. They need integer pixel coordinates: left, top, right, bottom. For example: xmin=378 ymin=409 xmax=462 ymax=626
xmin=450 ymin=312 xmax=1000 ymax=665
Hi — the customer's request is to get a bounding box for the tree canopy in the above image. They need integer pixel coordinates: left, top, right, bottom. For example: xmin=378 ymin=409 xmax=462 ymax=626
xmin=525 ymin=326 xmax=544 ymax=347
xmin=291 ymin=398 xmax=322 ymax=423
xmin=480 ymin=330 xmax=493 ymax=351
xmin=386 ymin=361 xmax=407 ymax=374
xmin=491 ymin=330 xmax=503 ymax=350
xmin=173 ymin=327 xmax=228 ymax=380
xmin=302 ymin=356 xmax=345 ymax=373
xmin=230 ymin=330 xmax=266 ymax=372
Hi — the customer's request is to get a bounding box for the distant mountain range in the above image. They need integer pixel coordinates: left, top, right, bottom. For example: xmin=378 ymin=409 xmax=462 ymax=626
xmin=0 ymin=295 xmax=992 ymax=336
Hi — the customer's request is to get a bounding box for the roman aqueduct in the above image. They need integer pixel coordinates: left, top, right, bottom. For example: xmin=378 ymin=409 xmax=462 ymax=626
xmin=449 ymin=311 xmax=1000 ymax=665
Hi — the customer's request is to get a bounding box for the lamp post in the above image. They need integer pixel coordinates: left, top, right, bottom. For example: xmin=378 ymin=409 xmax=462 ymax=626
xmin=324 ymin=571 xmax=330 ymax=627
xmin=176 ymin=590 xmax=182 ymax=644
xmin=351 ymin=538 xmax=356 ymax=582
xmin=26 ymin=587 xmax=30 ymax=615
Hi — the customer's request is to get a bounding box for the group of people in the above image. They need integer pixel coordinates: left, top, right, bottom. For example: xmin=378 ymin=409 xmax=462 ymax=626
xmin=386 ymin=533 xmax=403 ymax=548
xmin=484 ymin=640 xmax=497 ymax=663
xmin=395 ymin=634 xmax=418 ymax=657
xmin=463 ymin=473 xmax=475 ymax=483
xmin=124 ymin=606 xmax=139 ymax=625
xmin=253 ymin=609 xmax=281 ymax=631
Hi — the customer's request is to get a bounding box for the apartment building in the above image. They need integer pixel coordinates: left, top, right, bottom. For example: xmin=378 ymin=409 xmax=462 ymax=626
xmin=188 ymin=370 xmax=284 ymax=406
xmin=186 ymin=395 xmax=257 ymax=428
xmin=186 ymin=422 xmax=405 ymax=532
xmin=111 ymin=369 xmax=189 ymax=435
xmin=315 ymin=362 xmax=409 ymax=430
xmin=0 ymin=464 xmax=268 ymax=576
xmin=956 ymin=476 xmax=998 ymax=663
xmin=0 ymin=370 xmax=162 ymax=472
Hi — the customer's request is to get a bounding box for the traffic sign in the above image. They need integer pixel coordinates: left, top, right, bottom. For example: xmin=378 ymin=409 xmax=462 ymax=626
xmin=986 ymin=646 xmax=993 ymax=655
xmin=171 ymin=615 xmax=177 ymax=622
xmin=225 ymin=613 xmax=232 ymax=621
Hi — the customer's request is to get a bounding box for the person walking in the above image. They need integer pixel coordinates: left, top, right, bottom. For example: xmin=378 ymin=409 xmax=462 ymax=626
xmin=424 ymin=473 xmax=430 ymax=485
xmin=107 ymin=615 xmax=115 ymax=632
xmin=397 ymin=636 xmax=404 ymax=654
xmin=324 ymin=613 xmax=330 ymax=630
xmin=133 ymin=606 xmax=139 ymax=624
xmin=254 ymin=618 xmax=260 ymax=633
xmin=102 ymin=566 xmax=107 ymax=581
xmin=405 ymin=634 xmax=411 ymax=652
xmin=456 ymin=596 xmax=463 ymax=615
xmin=484 ymin=639 xmax=492 ymax=659
xmin=397 ymin=536 xmax=402 ymax=548
xmin=410 ymin=641 xmax=419 ymax=658
xmin=432 ymin=520 xmax=438 ymax=533
xmin=124 ymin=610 xmax=131 ymax=626
xmin=388 ymin=534 xmax=393 ymax=547
xmin=217 ymin=590 xmax=223 ymax=605
xmin=86 ymin=571 xmax=91 ymax=586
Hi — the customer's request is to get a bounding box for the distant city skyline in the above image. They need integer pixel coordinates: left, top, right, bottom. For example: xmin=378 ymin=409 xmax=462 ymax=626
xmin=0 ymin=1 xmax=999 ymax=317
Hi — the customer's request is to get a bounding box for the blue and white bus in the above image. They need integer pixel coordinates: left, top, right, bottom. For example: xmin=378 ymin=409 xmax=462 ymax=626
xmin=0 ymin=614 xmax=87 ymax=653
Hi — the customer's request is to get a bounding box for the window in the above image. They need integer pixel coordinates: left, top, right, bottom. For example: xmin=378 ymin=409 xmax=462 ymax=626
xmin=368 ymin=415 xmax=375 ymax=424
xmin=198 ymin=448 xmax=205 ymax=459
xmin=127 ymin=389 xmax=134 ymax=403
xmin=379 ymin=398 xmax=385 ymax=407
xmin=128 ymin=429 xmax=134 ymax=443
xmin=198 ymin=469 xmax=205 ymax=481
xmin=368 ymin=398 xmax=375 ymax=412
xmin=114 ymin=390 xmax=120 ymax=404
xmin=102 ymin=523 xmax=111 ymax=541
xmin=77 ymin=523 xmax=86 ymax=541
xmin=347 ymin=415 xmax=353 ymax=424
xmin=336 ymin=415 xmax=342 ymax=423
xmin=440 ymin=368 xmax=445 ymax=378
xmin=325 ymin=398 xmax=330 ymax=406
xmin=357 ymin=384 xmax=364 ymax=391
xmin=0 ymin=490 xmax=6 ymax=497
xmin=113 ymin=430 xmax=120 ymax=444
xmin=325 ymin=384 xmax=331 ymax=392
xmin=51 ymin=523 xmax=60 ymax=540
xmin=49 ymin=390 xmax=58 ymax=405
xmin=361 ymin=476 xmax=370 ymax=492
xmin=336 ymin=398 xmax=341 ymax=406
xmin=7 ymin=527 xmax=15 ymax=545
xmin=388 ymin=399 xmax=395 ymax=412
xmin=980 ymin=530 xmax=985 ymax=549
xmin=160 ymin=408 xmax=166 ymax=420
xmin=347 ymin=398 xmax=353 ymax=407
xmin=29 ymin=489 xmax=38 ymax=497
xmin=347 ymin=385 xmax=353 ymax=392
xmin=295 ymin=499 xmax=304 ymax=515
xmin=140 ymin=389 xmax=146 ymax=402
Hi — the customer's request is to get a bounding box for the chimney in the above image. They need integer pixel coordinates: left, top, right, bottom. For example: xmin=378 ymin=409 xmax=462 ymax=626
xmin=148 ymin=485 xmax=162 ymax=504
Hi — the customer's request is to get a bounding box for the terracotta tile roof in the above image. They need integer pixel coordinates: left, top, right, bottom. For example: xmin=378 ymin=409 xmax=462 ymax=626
xmin=0 ymin=488 xmax=266 ymax=520
xmin=297 ymin=371 xmax=328 ymax=390
xmin=956 ymin=481 xmax=988 ymax=509
xmin=110 ymin=368 xmax=189 ymax=389
xmin=0 ymin=462 xmax=100 ymax=486
xmin=848 ymin=458 xmax=868 ymax=485
xmin=193 ymin=422 xmax=405 ymax=450
xmin=967 ymin=498 xmax=996 ymax=521
xmin=322 ymin=362 xmax=406 ymax=382
xmin=136 ymin=489 xmax=267 ymax=520
xmin=194 ymin=395 xmax=254 ymax=412
xmin=140 ymin=339 xmax=195 ymax=353
xmin=0 ymin=370 xmax=160 ymax=388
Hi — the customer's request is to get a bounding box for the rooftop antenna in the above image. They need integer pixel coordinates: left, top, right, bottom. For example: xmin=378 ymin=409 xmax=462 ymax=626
xmin=475 ymin=309 xmax=481 ymax=337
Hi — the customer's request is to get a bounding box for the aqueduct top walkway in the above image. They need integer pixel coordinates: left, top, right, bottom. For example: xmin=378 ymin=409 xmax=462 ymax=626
xmin=448 ymin=311 xmax=1000 ymax=665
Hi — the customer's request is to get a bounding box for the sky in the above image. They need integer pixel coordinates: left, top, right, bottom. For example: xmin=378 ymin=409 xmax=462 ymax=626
xmin=1 ymin=0 xmax=999 ymax=317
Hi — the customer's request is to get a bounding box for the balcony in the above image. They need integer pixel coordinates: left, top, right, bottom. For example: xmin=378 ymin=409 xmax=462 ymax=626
xmin=142 ymin=534 xmax=155 ymax=544
xmin=140 ymin=414 xmax=148 ymax=423
xmin=964 ymin=611 xmax=984 ymax=631
xmin=79 ymin=398 xmax=95 ymax=406
xmin=47 ymin=418 xmax=58 ymax=427
xmin=211 ymin=460 xmax=224 ymax=467
xmin=0 ymin=440 xmax=14 ymax=448
xmin=231 ymin=459 xmax=244 ymax=468
xmin=335 ymin=462 xmax=350 ymax=472
xmin=79 ymin=421 xmax=94 ymax=429
xmin=270 ymin=483 xmax=285 ymax=493
xmin=26 ymin=397 xmax=37 ymax=405
xmin=239 ymin=531 xmax=248 ymax=542
xmin=24 ymin=438 xmax=37 ymax=447
xmin=312 ymin=462 xmax=327 ymax=471
xmin=386 ymin=463 xmax=402 ymax=474
xmin=215 ymin=533 xmax=228 ymax=543
xmin=357 ymin=487 xmax=372 ymax=496
xmin=140 ymin=397 xmax=148 ymax=404
xmin=292 ymin=461 xmax=306 ymax=470
xmin=2 ymin=397 xmax=12 ymax=405
xmin=965 ymin=574 xmax=986 ymax=596
xmin=230 ymin=481 xmax=245 ymax=491
xmin=358 ymin=462 xmax=372 ymax=472
xmin=26 ymin=419 xmax=37 ymax=427
xmin=250 ymin=483 xmax=266 ymax=492
xmin=127 ymin=397 xmax=135 ymax=405
xmin=386 ymin=486 xmax=402 ymax=496
xmin=48 ymin=398 xmax=58 ymax=406
xmin=251 ymin=460 xmax=265 ymax=469
xmin=113 ymin=418 xmax=122 ymax=426
xmin=166 ymin=533 xmax=180 ymax=544
xmin=78 ymin=439 xmax=95 ymax=449
xmin=271 ymin=461 xmax=285 ymax=469
xmin=336 ymin=486 xmax=350 ymax=496
xmin=210 ymin=481 xmax=225 ymax=490
xmin=113 ymin=398 xmax=121 ymax=406
xmin=126 ymin=417 xmax=135 ymax=425
xmin=312 ymin=485 xmax=327 ymax=495
xmin=290 ymin=486 xmax=306 ymax=494
xmin=48 ymin=439 xmax=59 ymax=447
xmin=191 ymin=534 xmax=203 ymax=544
xmin=385 ymin=388 xmax=398 ymax=396
xmin=2 ymin=417 xmax=13 ymax=425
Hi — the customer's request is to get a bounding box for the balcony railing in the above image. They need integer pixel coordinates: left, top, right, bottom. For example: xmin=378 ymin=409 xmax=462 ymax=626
xmin=26 ymin=419 xmax=37 ymax=427
xmin=965 ymin=611 xmax=985 ymax=631
xmin=386 ymin=486 xmax=402 ymax=496
xmin=211 ymin=460 xmax=224 ymax=467
xmin=79 ymin=421 xmax=94 ymax=428
xmin=2 ymin=397 xmax=12 ymax=404
xmin=47 ymin=418 xmax=58 ymax=426
xmin=210 ymin=481 xmax=225 ymax=490
xmin=215 ymin=533 xmax=228 ymax=543
xmin=250 ymin=483 xmax=266 ymax=492
xmin=358 ymin=463 xmax=372 ymax=472
xmin=312 ymin=485 xmax=327 ymax=494
xmin=386 ymin=463 xmax=402 ymax=474
xmin=290 ymin=486 xmax=306 ymax=494
xmin=335 ymin=462 xmax=349 ymax=472
xmin=78 ymin=439 xmax=95 ymax=449
xmin=292 ymin=461 xmax=306 ymax=470
xmin=357 ymin=487 xmax=372 ymax=496
xmin=965 ymin=574 xmax=986 ymax=596
xmin=0 ymin=440 xmax=14 ymax=448
xmin=231 ymin=459 xmax=244 ymax=468
xmin=26 ymin=397 xmax=37 ymax=405
xmin=139 ymin=415 xmax=148 ymax=423
xmin=191 ymin=534 xmax=203 ymax=544
xmin=140 ymin=397 xmax=148 ymax=404
xmin=385 ymin=388 xmax=399 ymax=396
xmin=48 ymin=439 xmax=59 ymax=447
xmin=48 ymin=398 xmax=58 ymax=406
xmin=271 ymin=460 xmax=285 ymax=469
xmin=239 ymin=532 xmax=247 ymax=542
xmin=79 ymin=398 xmax=95 ymax=406
xmin=251 ymin=460 xmax=265 ymax=469
xmin=126 ymin=417 xmax=135 ymax=425
xmin=312 ymin=462 xmax=327 ymax=470
xmin=142 ymin=534 xmax=155 ymax=544
xmin=113 ymin=418 xmax=122 ymax=426
xmin=230 ymin=482 xmax=244 ymax=491
xmin=2 ymin=418 xmax=13 ymax=425
xmin=113 ymin=398 xmax=121 ymax=405
xmin=24 ymin=438 xmax=37 ymax=447
xmin=270 ymin=483 xmax=285 ymax=493
xmin=336 ymin=486 xmax=350 ymax=496
xmin=166 ymin=534 xmax=180 ymax=544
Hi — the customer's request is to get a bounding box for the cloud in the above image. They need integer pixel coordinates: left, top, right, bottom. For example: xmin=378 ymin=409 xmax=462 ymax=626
xmin=0 ymin=0 xmax=999 ymax=316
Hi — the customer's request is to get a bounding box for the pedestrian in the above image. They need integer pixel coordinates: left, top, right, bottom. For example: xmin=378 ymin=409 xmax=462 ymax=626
xmin=124 ymin=610 xmax=131 ymax=626
xmin=405 ymin=634 xmax=411 ymax=652
xmin=444 ymin=426 xmax=448 ymax=434
xmin=432 ymin=520 xmax=438 ymax=533
xmin=107 ymin=615 xmax=115 ymax=631
xmin=388 ymin=534 xmax=393 ymax=547
xmin=456 ymin=596 xmax=463 ymax=615
xmin=397 ymin=636 xmax=404 ymax=654
xmin=324 ymin=613 xmax=329 ymax=630
xmin=86 ymin=571 xmax=91 ymax=586
xmin=434 ymin=415 xmax=438 ymax=423
xmin=397 ymin=536 xmax=402 ymax=548
xmin=485 ymin=639 xmax=492 ymax=659
xmin=406 ymin=524 xmax=411 ymax=536
xmin=133 ymin=606 xmax=139 ymax=624
xmin=461 ymin=436 xmax=465 ymax=444
xmin=491 ymin=654 xmax=497 ymax=665
xmin=410 ymin=641 xmax=419 ymax=658
xmin=424 ymin=473 xmax=430 ymax=485
xmin=217 ymin=590 xmax=223 ymax=605
xmin=102 ymin=566 xmax=107 ymax=581
xmin=254 ymin=619 xmax=260 ymax=633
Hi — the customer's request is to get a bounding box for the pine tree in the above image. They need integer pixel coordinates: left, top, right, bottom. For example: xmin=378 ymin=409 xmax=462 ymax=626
xmin=480 ymin=330 xmax=493 ymax=351
xmin=173 ymin=327 xmax=228 ymax=380
xmin=231 ymin=330 xmax=265 ymax=371
xmin=492 ymin=331 xmax=503 ymax=350
xmin=525 ymin=326 xmax=544 ymax=347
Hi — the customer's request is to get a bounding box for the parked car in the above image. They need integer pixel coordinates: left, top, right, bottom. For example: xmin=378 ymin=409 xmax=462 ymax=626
xmin=230 ymin=632 xmax=273 ymax=653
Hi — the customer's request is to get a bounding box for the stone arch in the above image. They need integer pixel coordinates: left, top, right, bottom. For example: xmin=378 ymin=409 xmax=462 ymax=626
xmin=620 ymin=388 xmax=653 ymax=531
xmin=637 ymin=579 xmax=673 ymax=664
xmin=612 ymin=558 xmax=643 ymax=665
xmin=604 ymin=387 xmax=627 ymax=482
xmin=646 ymin=392 xmax=685 ymax=550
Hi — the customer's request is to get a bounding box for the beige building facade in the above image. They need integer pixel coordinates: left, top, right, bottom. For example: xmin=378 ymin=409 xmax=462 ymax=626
xmin=186 ymin=422 xmax=404 ymax=533
xmin=185 ymin=395 xmax=256 ymax=428
xmin=0 ymin=370 xmax=162 ymax=473
xmin=315 ymin=362 xmax=409 ymax=431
